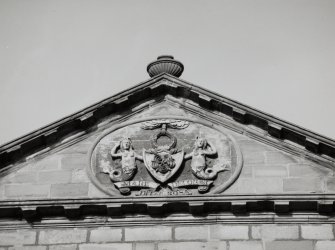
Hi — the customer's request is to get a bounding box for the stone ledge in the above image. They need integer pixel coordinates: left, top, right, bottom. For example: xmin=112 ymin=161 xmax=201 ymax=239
xmin=0 ymin=194 xmax=334 ymax=222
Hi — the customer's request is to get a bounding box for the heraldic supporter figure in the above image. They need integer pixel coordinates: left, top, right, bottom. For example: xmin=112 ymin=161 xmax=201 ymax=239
xmin=185 ymin=136 xmax=226 ymax=180
xmin=102 ymin=137 xmax=143 ymax=184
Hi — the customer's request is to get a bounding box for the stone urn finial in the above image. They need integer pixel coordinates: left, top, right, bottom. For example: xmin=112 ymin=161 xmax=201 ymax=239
xmin=147 ymin=55 xmax=184 ymax=78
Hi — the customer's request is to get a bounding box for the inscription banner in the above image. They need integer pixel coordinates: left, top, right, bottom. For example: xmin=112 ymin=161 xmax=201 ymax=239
xmin=168 ymin=180 xmax=213 ymax=189
xmin=114 ymin=181 xmax=159 ymax=190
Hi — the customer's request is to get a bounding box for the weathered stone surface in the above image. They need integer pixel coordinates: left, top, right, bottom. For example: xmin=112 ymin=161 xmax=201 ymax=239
xmin=326 ymin=178 xmax=335 ymax=192
xmin=235 ymin=177 xmax=284 ymax=194
xmin=239 ymin=164 xmax=252 ymax=177
xmin=265 ymin=241 xmax=313 ymax=250
xmin=49 ymin=245 xmax=77 ymax=250
xmin=301 ymin=225 xmax=334 ymax=239
xmin=38 ymin=171 xmax=72 ymax=184
xmin=0 ymin=185 xmax=4 ymax=199
xmin=283 ymin=177 xmax=324 ymax=192
xmin=39 ymin=229 xmax=87 ymax=244
xmin=239 ymin=140 xmax=274 ymax=153
xmin=71 ymin=169 xmax=90 ymax=183
xmin=288 ymin=164 xmax=332 ymax=177
xmin=243 ymin=152 xmax=266 ymax=164
xmin=0 ymin=230 xmax=36 ymax=246
xmin=25 ymin=156 xmax=60 ymax=171
xmin=158 ymin=242 xmax=227 ymax=250
xmin=61 ymin=155 xmax=86 ymax=170
xmin=6 ymin=171 xmax=37 ymax=183
xmin=50 ymin=183 xmax=89 ymax=198
xmin=89 ymin=228 xmax=122 ymax=242
xmin=175 ymin=226 xmax=208 ymax=240
xmin=223 ymin=182 xmax=239 ymax=194
xmin=61 ymin=142 xmax=92 ymax=154
xmin=8 ymin=247 xmax=46 ymax=250
xmin=125 ymin=227 xmax=171 ymax=241
xmin=88 ymin=183 xmax=110 ymax=198
xmin=315 ymin=241 xmax=335 ymax=250
xmin=230 ymin=241 xmax=263 ymax=250
xmin=79 ymin=243 xmax=132 ymax=250
xmin=253 ymin=166 xmax=288 ymax=177
xmin=252 ymin=225 xmax=299 ymax=240
xmin=253 ymin=178 xmax=283 ymax=193
xmin=266 ymin=151 xmax=299 ymax=164
xmin=236 ymin=178 xmax=255 ymax=193
xmin=5 ymin=184 xmax=49 ymax=198
xmin=135 ymin=243 xmax=155 ymax=250
xmin=210 ymin=225 xmax=249 ymax=240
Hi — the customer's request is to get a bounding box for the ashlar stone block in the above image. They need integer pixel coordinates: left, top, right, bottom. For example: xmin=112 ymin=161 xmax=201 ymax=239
xmin=8 ymin=247 xmax=46 ymax=250
xmin=265 ymin=241 xmax=313 ymax=250
xmin=301 ymin=225 xmax=334 ymax=240
xmin=230 ymin=241 xmax=263 ymax=250
xmin=4 ymin=184 xmax=49 ymax=198
xmin=0 ymin=230 xmax=36 ymax=246
xmin=49 ymin=245 xmax=77 ymax=250
xmin=175 ymin=226 xmax=209 ymax=240
xmin=135 ymin=243 xmax=155 ymax=250
xmin=39 ymin=229 xmax=87 ymax=244
xmin=50 ymin=183 xmax=89 ymax=198
xmin=158 ymin=242 xmax=227 ymax=250
xmin=210 ymin=225 xmax=249 ymax=240
xmin=315 ymin=241 xmax=335 ymax=250
xmin=79 ymin=243 xmax=132 ymax=250
xmin=89 ymin=228 xmax=122 ymax=242
xmin=125 ymin=227 xmax=171 ymax=241
xmin=251 ymin=225 xmax=299 ymax=240
xmin=283 ymin=177 xmax=324 ymax=192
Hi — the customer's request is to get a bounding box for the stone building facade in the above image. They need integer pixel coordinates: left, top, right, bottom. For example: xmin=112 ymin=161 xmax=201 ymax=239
xmin=0 ymin=56 xmax=335 ymax=250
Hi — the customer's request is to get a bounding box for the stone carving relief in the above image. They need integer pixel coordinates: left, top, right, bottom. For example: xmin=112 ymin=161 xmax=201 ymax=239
xmin=142 ymin=120 xmax=186 ymax=184
xmin=185 ymin=136 xmax=230 ymax=193
xmin=101 ymin=137 xmax=143 ymax=194
xmin=88 ymin=117 xmax=242 ymax=196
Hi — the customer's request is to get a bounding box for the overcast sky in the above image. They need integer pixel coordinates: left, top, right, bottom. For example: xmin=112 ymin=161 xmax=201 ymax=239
xmin=0 ymin=0 xmax=334 ymax=145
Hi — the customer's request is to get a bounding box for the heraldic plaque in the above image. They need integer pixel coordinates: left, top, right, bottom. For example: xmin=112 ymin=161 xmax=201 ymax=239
xmin=88 ymin=117 xmax=243 ymax=196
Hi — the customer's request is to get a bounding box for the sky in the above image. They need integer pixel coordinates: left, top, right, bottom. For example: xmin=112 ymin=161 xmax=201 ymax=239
xmin=0 ymin=0 xmax=334 ymax=145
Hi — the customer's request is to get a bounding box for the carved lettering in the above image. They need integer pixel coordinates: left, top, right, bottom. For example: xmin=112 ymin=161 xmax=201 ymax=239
xmin=135 ymin=189 xmax=192 ymax=197
xmin=168 ymin=179 xmax=213 ymax=189
xmin=114 ymin=181 xmax=159 ymax=190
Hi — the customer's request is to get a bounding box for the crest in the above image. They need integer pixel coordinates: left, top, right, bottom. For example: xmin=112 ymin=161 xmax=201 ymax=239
xmin=141 ymin=120 xmax=186 ymax=183
xmin=88 ymin=116 xmax=243 ymax=196
xmin=143 ymin=150 xmax=184 ymax=183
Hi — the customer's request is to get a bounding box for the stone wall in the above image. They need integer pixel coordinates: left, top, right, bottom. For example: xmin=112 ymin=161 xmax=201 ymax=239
xmin=0 ymin=224 xmax=335 ymax=249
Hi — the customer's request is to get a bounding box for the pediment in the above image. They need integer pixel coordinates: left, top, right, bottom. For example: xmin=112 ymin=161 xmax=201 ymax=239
xmin=1 ymin=100 xmax=333 ymax=199
xmin=1 ymin=74 xmax=334 ymax=172
xmin=1 ymin=71 xmax=335 ymax=222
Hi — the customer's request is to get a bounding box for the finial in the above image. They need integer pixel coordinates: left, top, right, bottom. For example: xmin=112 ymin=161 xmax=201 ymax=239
xmin=147 ymin=55 xmax=184 ymax=78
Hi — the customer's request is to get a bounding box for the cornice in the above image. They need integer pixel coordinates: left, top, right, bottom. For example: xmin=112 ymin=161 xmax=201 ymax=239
xmin=0 ymin=194 xmax=334 ymax=225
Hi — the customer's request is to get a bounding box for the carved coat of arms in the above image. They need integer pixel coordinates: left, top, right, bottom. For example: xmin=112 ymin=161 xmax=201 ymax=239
xmin=88 ymin=117 xmax=242 ymax=196
xmin=142 ymin=121 xmax=185 ymax=183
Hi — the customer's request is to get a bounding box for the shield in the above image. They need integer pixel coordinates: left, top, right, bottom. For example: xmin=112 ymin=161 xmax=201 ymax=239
xmin=143 ymin=149 xmax=184 ymax=183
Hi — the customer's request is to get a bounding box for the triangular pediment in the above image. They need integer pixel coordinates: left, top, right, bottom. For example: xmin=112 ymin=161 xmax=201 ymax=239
xmin=1 ymin=73 xmax=334 ymax=170
xmin=1 ymin=71 xmax=335 ymax=221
